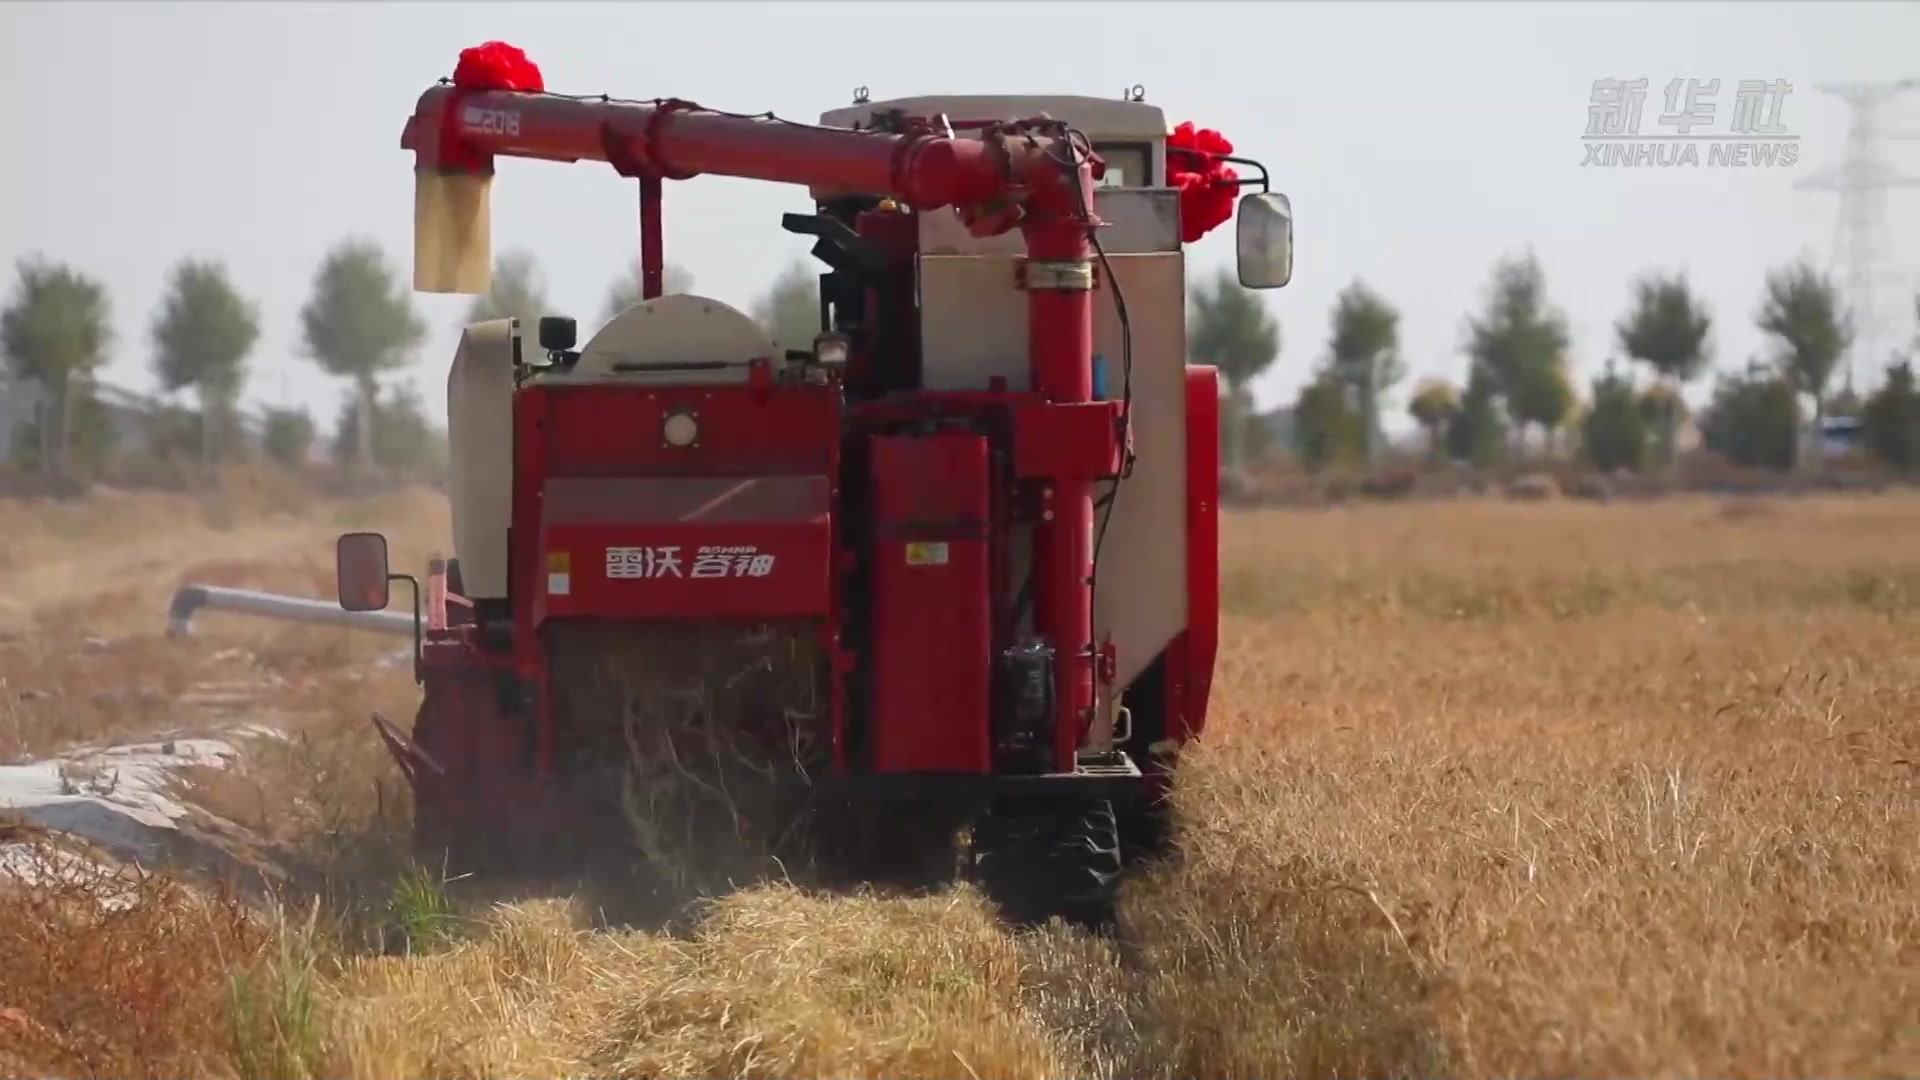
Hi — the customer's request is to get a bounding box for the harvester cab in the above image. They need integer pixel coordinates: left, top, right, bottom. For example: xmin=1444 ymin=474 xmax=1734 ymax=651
xmin=341 ymin=44 xmax=1292 ymax=928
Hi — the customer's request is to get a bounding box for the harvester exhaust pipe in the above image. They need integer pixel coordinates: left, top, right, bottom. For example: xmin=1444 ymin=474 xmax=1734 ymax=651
xmin=165 ymin=585 xmax=416 ymax=639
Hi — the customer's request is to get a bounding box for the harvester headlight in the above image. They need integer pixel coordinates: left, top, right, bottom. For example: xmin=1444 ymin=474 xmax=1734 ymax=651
xmin=663 ymin=410 xmax=699 ymax=448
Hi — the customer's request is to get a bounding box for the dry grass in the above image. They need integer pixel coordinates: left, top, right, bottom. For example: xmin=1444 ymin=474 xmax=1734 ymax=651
xmin=0 ymin=826 xmax=272 ymax=1079
xmin=318 ymin=887 xmax=1130 ymax=1079
xmin=1 ymin=482 xmax=1914 ymax=1078
xmin=1131 ymin=496 xmax=1916 ymax=1078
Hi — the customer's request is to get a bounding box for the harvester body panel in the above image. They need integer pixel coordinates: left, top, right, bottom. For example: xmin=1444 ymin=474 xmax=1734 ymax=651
xmin=536 ymin=475 xmax=835 ymax=621
xmin=447 ymin=318 xmax=517 ymax=603
xmin=868 ymin=432 xmax=995 ymax=774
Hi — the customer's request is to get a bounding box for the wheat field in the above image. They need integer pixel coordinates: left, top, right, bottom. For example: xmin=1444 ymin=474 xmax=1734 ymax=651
xmin=1 ymin=478 xmax=1915 ymax=1079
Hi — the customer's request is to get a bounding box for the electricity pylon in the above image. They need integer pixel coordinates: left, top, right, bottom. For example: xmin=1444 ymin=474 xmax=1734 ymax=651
xmin=1796 ymin=79 xmax=1920 ymax=395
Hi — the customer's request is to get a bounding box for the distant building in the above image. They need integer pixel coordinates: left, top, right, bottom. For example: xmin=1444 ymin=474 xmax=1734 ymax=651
xmin=0 ymin=371 xmax=270 ymax=465
xmin=1814 ymin=415 xmax=1867 ymax=459
xmin=1 ymin=372 xmax=164 ymax=462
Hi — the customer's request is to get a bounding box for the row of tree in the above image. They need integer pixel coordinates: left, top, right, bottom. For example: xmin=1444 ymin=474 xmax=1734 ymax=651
xmin=3 ymin=242 xmax=435 ymax=477
xmin=1187 ymin=250 xmax=1919 ymax=475
xmin=8 ymin=240 xmax=1916 ymax=483
xmin=0 ymin=241 xmax=836 ymax=479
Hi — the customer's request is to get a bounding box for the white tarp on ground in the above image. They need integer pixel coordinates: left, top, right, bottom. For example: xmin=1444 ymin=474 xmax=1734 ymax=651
xmin=0 ymin=736 xmax=242 ymax=866
xmin=0 ymin=720 xmax=299 ymax=899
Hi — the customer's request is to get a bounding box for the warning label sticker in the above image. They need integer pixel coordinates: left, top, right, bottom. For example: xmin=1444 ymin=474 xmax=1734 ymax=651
xmin=905 ymin=541 xmax=950 ymax=566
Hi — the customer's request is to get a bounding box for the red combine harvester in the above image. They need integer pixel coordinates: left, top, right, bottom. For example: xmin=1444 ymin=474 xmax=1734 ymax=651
xmin=336 ymin=44 xmax=1292 ymax=927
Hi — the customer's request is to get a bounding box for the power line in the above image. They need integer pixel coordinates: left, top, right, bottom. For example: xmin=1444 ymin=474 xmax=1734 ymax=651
xmin=1795 ymin=79 xmax=1920 ymax=396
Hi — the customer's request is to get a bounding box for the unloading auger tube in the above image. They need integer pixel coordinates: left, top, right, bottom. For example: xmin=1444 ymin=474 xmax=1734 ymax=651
xmin=407 ymin=79 xmax=1111 ymax=774
xmin=167 ymin=584 xmax=414 ymax=639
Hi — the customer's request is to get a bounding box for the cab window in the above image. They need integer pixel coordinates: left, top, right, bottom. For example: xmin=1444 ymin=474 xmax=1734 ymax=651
xmin=1092 ymin=142 xmax=1153 ymax=188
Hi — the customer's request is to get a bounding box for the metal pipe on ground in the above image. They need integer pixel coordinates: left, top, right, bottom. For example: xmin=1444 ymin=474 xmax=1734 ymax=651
xmin=166 ymin=585 xmax=415 ymax=639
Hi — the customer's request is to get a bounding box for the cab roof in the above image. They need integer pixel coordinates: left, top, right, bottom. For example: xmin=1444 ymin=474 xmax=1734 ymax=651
xmin=817 ymin=94 xmax=1168 ymax=142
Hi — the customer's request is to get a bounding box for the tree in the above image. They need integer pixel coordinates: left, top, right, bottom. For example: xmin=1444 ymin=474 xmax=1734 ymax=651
xmin=150 ymin=258 xmax=260 ymax=466
xmin=601 ymin=261 xmax=696 ymax=324
xmin=1407 ymin=378 xmax=1461 ymax=463
xmin=1289 ymin=370 xmax=1364 ymax=471
xmin=752 ymin=259 xmax=822 ymax=357
xmin=332 ymin=380 xmax=444 ymax=475
xmin=1637 ymin=382 xmax=1688 ymax=459
xmin=1700 ymin=359 xmax=1800 ymax=472
xmin=1507 ymin=354 xmax=1577 ymax=456
xmin=1324 ymin=280 xmax=1405 ymax=467
xmin=463 ymin=249 xmax=555 ymax=331
xmin=66 ymin=384 xmax=117 ymax=471
xmin=1581 ymin=359 xmax=1650 ymax=473
xmin=8 ymin=379 xmax=115 ymax=474
xmin=1222 ymin=387 xmax=1277 ymax=464
xmin=1756 ymin=259 xmax=1852 ymax=469
xmin=1 ymin=256 xmax=113 ymax=478
xmin=1615 ymin=270 xmax=1712 ymax=467
xmin=261 ymin=406 xmax=317 ymax=468
xmin=1828 ymin=384 xmax=1865 ymax=420
xmin=1189 ymin=267 xmax=1282 ymax=469
xmin=1463 ymin=251 xmax=1570 ymax=456
xmin=141 ymin=403 xmax=203 ymax=463
xmin=299 ymin=239 xmax=427 ymax=471
xmin=1861 ymin=358 xmax=1918 ymax=471
xmin=1861 ymin=296 xmax=1920 ymax=471
xmin=1446 ymin=362 xmax=1508 ymax=468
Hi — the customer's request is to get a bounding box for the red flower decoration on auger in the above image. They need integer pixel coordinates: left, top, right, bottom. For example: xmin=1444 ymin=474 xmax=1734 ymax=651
xmin=1165 ymin=121 xmax=1239 ymax=243
xmin=452 ymin=41 xmax=545 ymax=93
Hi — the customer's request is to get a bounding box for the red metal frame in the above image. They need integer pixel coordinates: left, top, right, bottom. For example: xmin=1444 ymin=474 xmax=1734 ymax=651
xmin=404 ymin=86 xmax=1082 ymax=233
xmin=639 ymin=176 xmax=664 ymax=300
xmin=399 ymin=556 xmax=560 ymax=852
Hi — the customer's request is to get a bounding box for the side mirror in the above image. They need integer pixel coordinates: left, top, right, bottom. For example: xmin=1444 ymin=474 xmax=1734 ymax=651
xmin=336 ymin=531 xmax=392 ymax=612
xmin=1236 ymin=192 xmax=1293 ymax=289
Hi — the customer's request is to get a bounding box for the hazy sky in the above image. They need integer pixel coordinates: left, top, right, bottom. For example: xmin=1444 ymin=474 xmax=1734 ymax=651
xmin=3 ymin=1 xmax=1917 ymax=433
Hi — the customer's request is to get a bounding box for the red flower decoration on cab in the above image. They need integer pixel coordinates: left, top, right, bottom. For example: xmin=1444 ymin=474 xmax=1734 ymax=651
xmin=452 ymin=41 xmax=546 ymax=93
xmin=1165 ymin=121 xmax=1240 ymax=243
